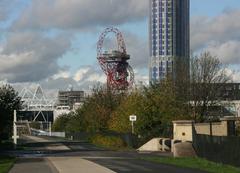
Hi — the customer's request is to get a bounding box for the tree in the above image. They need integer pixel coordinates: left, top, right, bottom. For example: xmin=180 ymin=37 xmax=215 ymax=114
xmin=53 ymin=85 xmax=124 ymax=133
xmin=52 ymin=113 xmax=73 ymax=132
xmin=0 ymin=85 xmax=21 ymax=141
xmin=52 ymin=111 xmax=86 ymax=133
xmin=190 ymin=52 xmax=231 ymax=121
xmin=74 ymin=86 xmax=124 ymax=132
xmin=109 ymin=80 xmax=190 ymax=140
xmin=65 ymin=110 xmax=86 ymax=133
xmin=138 ymin=80 xmax=190 ymax=139
xmin=109 ymin=90 xmax=143 ymax=133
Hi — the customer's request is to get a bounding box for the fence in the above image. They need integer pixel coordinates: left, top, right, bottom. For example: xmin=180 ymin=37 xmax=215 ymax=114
xmin=192 ymin=127 xmax=240 ymax=167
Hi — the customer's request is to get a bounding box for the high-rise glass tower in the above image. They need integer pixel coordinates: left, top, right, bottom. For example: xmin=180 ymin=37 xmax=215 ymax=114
xmin=149 ymin=0 xmax=190 ymax=82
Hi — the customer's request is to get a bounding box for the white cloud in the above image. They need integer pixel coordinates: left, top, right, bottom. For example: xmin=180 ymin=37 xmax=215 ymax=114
xmin=86 ymin=73 xmax=106 ymax=83
xmin=0 ymin=32 xmax=71 ymax=82
xmin=74 ymin=67 xmax=91 ymax=81
xmin=191 ymin=9 xmax=240 ymax=65
xmin=52 ymin=71 xmax=71 ymax=79
xmin=0 ymin=51 xmax=34 ymax=72
xmin=12 ymin=0 xmax=148 ymax=30
xmin=74 ymin=66 xmax=106 ymax=83
xmin=225 ymin=68 xmax=240 ymax=83
xmin=207 ymin=41 xmax=240 ymax=64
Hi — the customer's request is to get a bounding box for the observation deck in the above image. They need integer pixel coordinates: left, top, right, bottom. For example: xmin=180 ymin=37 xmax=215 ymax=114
xmin=101 ymin=50 xmax=130 ymax=62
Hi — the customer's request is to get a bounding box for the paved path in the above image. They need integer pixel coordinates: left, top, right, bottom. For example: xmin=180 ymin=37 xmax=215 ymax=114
xmin=48 ymin=157 xmax=115 ymax=173
xmin=21 ymin=135 xmax=71 ymax=151
xmin=10 ymin=157 xmax=116 ymax=173
xmin=9 ymin=158 xmax=58 ymax=173
xmin=9 ymin=136 xmax=208 ymax=173
xmin=23 ymin=136 xmax=51 ymax=142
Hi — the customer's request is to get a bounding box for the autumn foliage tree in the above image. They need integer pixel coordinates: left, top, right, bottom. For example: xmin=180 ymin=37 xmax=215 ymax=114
xmin=108 ymin=90 xmax=144 ymax=133
xmin=54 ymin=80 xmax=190 ymax=141
xmin=109 ymin=80 xmax=190 ymax=139
xmin=81 ymin=86 xmax=125 ymax=132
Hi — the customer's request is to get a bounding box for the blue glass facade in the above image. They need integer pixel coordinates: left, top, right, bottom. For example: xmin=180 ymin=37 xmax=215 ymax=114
xmin=149 ymin=0 xmax=189 ymax=82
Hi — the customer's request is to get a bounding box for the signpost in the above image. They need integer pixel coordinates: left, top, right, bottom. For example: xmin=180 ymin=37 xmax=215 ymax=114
xmin=12 ymin=110 xmax=19 ymax=149
xmin=49 ymin=122 xmax=52 ymax=136
xmin=129 ymin=115 xmax=137 ymax=134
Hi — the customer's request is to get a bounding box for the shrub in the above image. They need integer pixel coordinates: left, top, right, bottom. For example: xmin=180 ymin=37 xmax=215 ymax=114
xmin=0 ymin=85 xmax=21 ymax=141
xmin=91 ymin=134 xmax=126 ymax=149
xmin=52 ymin=113 xmax=72 ymax=132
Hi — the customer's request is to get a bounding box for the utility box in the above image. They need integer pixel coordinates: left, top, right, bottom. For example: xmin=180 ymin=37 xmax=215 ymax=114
xmin=173 ymin=120 xmax=194 ymax=142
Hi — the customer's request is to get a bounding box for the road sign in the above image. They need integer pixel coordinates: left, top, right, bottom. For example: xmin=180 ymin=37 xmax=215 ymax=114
xmin=129 ymin=115 xmax=137 ymax=134
xmin=129 ymin=115 xmax=137 ymax=122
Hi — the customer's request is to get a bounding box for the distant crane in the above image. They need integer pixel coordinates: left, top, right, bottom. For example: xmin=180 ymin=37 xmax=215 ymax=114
xmin=97 ymin=27 xmax=134 ymax=90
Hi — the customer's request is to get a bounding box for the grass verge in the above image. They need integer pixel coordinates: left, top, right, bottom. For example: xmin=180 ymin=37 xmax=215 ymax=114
xmin=142 ymin=157 xmax=240 ymax=173
xmin=0 ymin=156 xmax=16 ymax=173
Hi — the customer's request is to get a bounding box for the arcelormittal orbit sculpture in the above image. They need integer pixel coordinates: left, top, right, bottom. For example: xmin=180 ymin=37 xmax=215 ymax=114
xmin=97 ymin=27 xmax=134 ymax=90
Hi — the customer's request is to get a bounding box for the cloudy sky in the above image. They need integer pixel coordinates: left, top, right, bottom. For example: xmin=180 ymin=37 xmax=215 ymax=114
xmin=1 ymin=0 xmax=240 ymax=96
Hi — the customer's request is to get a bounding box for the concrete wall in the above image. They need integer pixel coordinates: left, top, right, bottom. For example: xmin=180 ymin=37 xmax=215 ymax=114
xmin=50 ymin=132 xmax=66 ymax=138
xmin=173 ymin=121 xmax=194 ymax=141
xmin=173 ymin=120 xmax=230 ymax=142
xmin=137 ymin=138 xmax=162 ymax=151
xmin=137 ymin=138 xmax=171 ymax=152
xmin=195 ymin=121 xmax=228 ymax=136
xmin=173 ymin=142 xmax=196 ymax=158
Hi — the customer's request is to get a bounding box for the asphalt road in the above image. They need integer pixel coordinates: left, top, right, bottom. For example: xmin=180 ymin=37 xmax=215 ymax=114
xmin=8 ymin=136 xmax=207 ymax=173
xmin=88 ymin=158 xmax=206 ymax=173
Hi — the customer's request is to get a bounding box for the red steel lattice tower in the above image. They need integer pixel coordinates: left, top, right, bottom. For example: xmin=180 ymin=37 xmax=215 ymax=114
xmin=97 ymin=27 xmax=134 ymax=90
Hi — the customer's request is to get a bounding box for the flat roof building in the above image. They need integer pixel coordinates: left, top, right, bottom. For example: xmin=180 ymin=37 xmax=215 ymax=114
xmin=57 ymin=90 xmax=85 ymax=109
